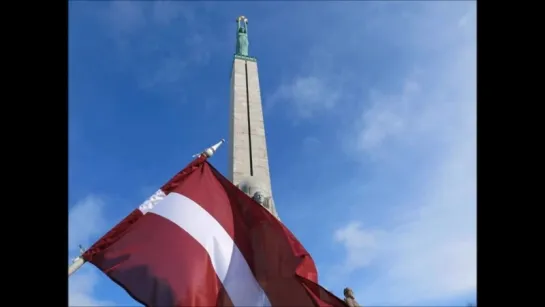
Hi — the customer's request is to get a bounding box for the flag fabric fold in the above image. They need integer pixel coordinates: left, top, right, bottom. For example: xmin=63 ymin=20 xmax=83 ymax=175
xmin=82 ymin=155 xmax=347 ymax=307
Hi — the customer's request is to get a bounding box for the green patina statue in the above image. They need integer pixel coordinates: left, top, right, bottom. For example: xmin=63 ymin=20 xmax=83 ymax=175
xmin=236 ymin=16 xmax=249 ymax=56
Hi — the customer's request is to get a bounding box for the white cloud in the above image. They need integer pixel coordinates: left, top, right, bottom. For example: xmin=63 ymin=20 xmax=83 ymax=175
xmin=334 ymin=132 xmax=476 ymax=305
xmin=104 ymin=1 xmax=194 ymax=35
xmin=324 ymin=2 xmax=476 ymax=305
xmin=458 ymin=9 xmax=475 ymax=28
xmin=69 ymin=1 xmax=477 ymax=305
xmin=152 ymin=1 xmax=194 ymax=26
xmin=93 ymin=1 xmax=212 ymax=95
xmin=354 ymin=79 xmax=421 ymax=154
xmin=302 ymin=136 xmax=321 ymax=152
xmin=69 ymin=195 xmax=108 ymax=249
xmin=105 ymin=1 xmax=145 ymax=35
xmin=269 ymin=75 xmax=341 ymax=118
xmin=69 ymin=195 xmax=111 ymax=306
xmin=69 ymin=265 xmax=115 ymax=307
xmin=334 ymin=222 xmax=379 ymax=273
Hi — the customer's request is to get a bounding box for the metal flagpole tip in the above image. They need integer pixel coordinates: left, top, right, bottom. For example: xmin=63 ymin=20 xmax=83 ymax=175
xmin=202 ymin=138 xmax=226 ymax=158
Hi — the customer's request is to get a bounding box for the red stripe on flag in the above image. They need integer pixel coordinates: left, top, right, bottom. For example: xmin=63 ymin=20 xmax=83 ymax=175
xmin=164 ymin=161 xmax=347 ymax=306
xmin=82 ymin=209 xmax=143 ymax=262
xmin=208 ymin=162 xmax=348 ymax=306
xmin=83 ymin=157 xmax=234 ymax=306
xmin=84 ymin=209 xmax=234 ymax=306
xmin=82 ymin=155 xmax=347 ymax=306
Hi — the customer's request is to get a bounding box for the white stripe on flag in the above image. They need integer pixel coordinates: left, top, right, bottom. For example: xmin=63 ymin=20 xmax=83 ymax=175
xmin=138 ymin=189 xmax=166 ymax=213
xmin=148 ymin=192 xmax=271 ymax=307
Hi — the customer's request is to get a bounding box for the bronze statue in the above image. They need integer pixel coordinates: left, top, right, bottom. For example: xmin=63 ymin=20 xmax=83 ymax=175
xmin=235 ymin=16 xmax=249 ymax=56
xmin=343 ymin=288 xmax=361 ymax=307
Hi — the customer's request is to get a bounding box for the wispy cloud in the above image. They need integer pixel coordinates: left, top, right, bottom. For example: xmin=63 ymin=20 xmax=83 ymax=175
xmin=105 ymin=1 xmax=145 ymax=36
xmin=93 ymin=1 xmax=218 ymax=95
xmin=68 ymin=195 xmax=112 ymax=306
xmin=301 ymin=136 xmax=321 ymax=152
xmin=151 ymin=1 xmax=195 ymax=26
xmin=69 ymin=1 xmax=476 ymax=305
xmin=353 ymin=79 xmax=421 ymax=155
xmin=68 ymin=195 xmax=108 ymax=249
xmin=334 ymin=222 xmax=379 ymax=273
xmin=69 ymin=265 xmax=115 ymax=307
xmin=269 ymin=75 xmax=341 ymax=119
xmin=333 ymin=129 xmax=475 ymax=305
xmin=265 ymin=2 xmax=477 ymax=305
xmin=327 ymin=3 xmax=476 ymax=304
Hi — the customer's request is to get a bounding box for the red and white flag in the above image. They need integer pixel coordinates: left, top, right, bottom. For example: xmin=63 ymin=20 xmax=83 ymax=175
xmin=82 ymin=155 xmax=347 ymax=307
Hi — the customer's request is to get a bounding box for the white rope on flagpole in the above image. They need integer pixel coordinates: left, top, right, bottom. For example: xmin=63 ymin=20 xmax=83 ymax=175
xmin=68 ymin=138 xmax=226 ymax=278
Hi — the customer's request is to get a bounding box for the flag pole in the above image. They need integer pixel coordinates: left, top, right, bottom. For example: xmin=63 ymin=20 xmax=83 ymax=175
xmin=68 ymin=138 xmax=226 ymax=277
xmin=194 ymin=138 xmax=226 ymax=158
xmin=68 ymin=245 xmax=87 ymax=277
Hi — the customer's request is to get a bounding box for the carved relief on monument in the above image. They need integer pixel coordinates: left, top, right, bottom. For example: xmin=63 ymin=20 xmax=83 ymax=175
xmin=237 ymin=176 xmax=276 ymax=216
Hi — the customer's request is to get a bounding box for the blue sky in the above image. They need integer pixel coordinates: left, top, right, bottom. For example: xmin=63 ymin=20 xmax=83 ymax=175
xmin=68 ymin=1 xmax=476 ymax=306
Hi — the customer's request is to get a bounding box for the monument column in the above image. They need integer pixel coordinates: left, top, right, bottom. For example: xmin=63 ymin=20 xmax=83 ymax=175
xmin=228 ymin=16 xmax=279 ymax=218
xmin=227 ymin=17 xmax=360 ymax=303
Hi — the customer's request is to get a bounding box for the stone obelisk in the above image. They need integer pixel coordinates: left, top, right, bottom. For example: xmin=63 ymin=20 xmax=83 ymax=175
xmin=228 ymin=16 xmax=279 ymax=218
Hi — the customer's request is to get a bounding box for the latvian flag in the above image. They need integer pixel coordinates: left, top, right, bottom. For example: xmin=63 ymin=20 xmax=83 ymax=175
xmin=82 ymin=155 xmax=347 ymax=306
